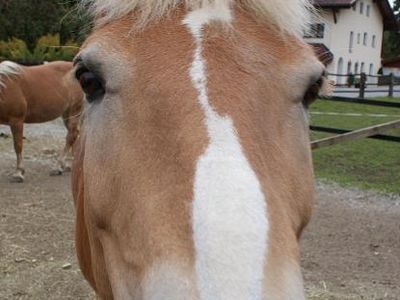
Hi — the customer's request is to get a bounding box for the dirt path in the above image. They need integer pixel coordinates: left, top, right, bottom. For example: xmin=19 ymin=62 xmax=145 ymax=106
xmin=1 ymin=121 xmax=399 ymax=299
xmin=302 ymin=183 xmax=400 ymax=299
xmin=0 ymin=122 xmax=93 ymax=300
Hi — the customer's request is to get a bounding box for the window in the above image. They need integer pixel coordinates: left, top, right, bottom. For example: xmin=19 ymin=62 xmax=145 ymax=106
xmin=303 ymin=23 xmax=325 ymax=38
xmin=369 ymin=64 xmax=374 ymax=75
xmin=347 ymin=61 xmax=352 ymax=74
xmin=366 ymin=5 xmax=371 ymax=16
xmin=363 ymin=33 xmax=368 ymax=46
xmin=360 ymin=2 xmax=364 ymax=14
xmin=361 ymin=62 xmax=365 ymax=73
xmin=355 ymin=62 xmax=359 ymax=74
xmin=337 ymin=58 xmax=344 ymax=84
xmin=357 ymin=33 xmax=361 ymax=44
xmin=349 ymin=31 xmax=354 ymax=53
xmin=372 ymin=35 xmax=376 ymax=48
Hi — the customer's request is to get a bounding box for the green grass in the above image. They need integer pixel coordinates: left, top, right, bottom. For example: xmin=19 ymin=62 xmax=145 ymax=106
xmin=310 ymin=97 xmax=400 ymax=194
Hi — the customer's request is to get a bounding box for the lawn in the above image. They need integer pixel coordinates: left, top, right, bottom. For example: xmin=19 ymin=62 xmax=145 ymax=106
xmin=310 ymin=97 xmax=400 ymax=194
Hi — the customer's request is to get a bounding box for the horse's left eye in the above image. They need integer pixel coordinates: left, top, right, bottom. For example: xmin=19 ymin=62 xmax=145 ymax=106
xmin=75 ymin=67 xmax=105 ymax=103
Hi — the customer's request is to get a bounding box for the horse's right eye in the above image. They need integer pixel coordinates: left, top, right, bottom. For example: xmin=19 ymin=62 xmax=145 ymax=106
xmin=303 ymin=77 xmax=323 ymax=109
xmin=75 ymin=67 xmax=105 ymax=103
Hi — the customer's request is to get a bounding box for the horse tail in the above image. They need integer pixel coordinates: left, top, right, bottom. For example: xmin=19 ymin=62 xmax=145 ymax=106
xmin=0 ymin=61 xmax=23 ymax=92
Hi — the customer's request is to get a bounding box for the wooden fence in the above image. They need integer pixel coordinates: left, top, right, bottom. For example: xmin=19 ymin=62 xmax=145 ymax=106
xmin=311 ymin=96 xmax=400 ymax=150
xmin=327 ymin=72 xmax=400 ymax=99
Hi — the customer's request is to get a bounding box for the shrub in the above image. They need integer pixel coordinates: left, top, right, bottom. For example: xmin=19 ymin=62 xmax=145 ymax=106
xmin=59 ymin=40 xmax=80 ymax=61
xmin=0 ymin=34 xmax=79 ymax=63
xmin=0 ymin=38 xmax=31 ymax=61
xmin=34 ymin=34 xmax=79 ymax=61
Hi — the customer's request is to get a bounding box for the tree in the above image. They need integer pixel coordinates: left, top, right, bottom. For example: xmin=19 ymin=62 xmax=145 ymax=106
xmin=0 ymin=0 xmax=87 ymax=50
xmin=383 ymin=0 xmax=400 ymax=59
xmin=59 ymin=0 xmax=91 ymax=44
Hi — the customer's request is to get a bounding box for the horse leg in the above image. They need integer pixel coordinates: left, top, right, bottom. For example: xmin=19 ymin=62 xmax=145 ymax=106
xmin=51 ymin=115 xmax=79 ymax=175
xmin=10 ymin=120 xmax=25 ymax=182
xmin=61 ymin=122 xmax=79 ymax=172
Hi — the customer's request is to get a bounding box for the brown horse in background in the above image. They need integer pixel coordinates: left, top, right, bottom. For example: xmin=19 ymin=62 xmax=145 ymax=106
xmin=0 ymin=61 xmax=83 ymax=182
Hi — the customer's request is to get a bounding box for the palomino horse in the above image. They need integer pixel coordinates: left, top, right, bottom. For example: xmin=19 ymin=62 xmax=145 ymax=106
xmin=0 ymin=61 xmax=83 ymax=182
xmin=72 ymin=0 xmax=329 ymax=298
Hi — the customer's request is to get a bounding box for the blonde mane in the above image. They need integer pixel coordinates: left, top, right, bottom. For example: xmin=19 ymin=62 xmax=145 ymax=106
xmin=82 ymin=0 xmax=313 ymax=37
xmin=0 ymin=61 xmax=23 ymax=91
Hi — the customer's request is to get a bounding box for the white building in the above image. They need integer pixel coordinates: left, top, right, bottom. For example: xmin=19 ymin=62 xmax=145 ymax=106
xmin=382 ymin=57 xmax=400 ymax=76
xmin=304 ymin=0 xmax=398 ymax=84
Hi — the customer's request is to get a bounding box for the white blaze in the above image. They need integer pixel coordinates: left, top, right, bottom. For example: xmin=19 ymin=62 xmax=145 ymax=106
xmin=184 ymin=6 xmax=269 ymax=300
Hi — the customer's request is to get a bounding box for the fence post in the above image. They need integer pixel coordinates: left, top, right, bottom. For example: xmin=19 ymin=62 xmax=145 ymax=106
xmin=359 ymin=73 xmax=366 ymax=99
xmin=388 ymin=73 xmax=394 ymax=98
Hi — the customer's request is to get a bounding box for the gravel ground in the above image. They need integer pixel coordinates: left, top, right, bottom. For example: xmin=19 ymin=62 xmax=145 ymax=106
xmin=302 ymin=182 xmax=400 ymax=299
xmin=0 ymin=121 xmax=399 ymax=299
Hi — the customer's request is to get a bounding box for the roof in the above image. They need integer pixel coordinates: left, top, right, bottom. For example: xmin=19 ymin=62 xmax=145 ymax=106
xmin=309 ymin=43 xmax=334 ymax=66
xmin=312 ymin=0 xmax=399 ymax=30
xmin=382 ymin=57 xmax=400 ymax=68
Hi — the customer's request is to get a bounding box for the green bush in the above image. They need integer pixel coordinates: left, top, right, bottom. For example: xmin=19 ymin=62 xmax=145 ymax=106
xmin=0 ymin=34 xmax=79 ymax=63
xmin=34 ymin=34 xmax=79 ymax=61
xmin=0 ymin=38 xmax=30 ymax=61
xmin=60 ymin=40 xmax=80 ymax=61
